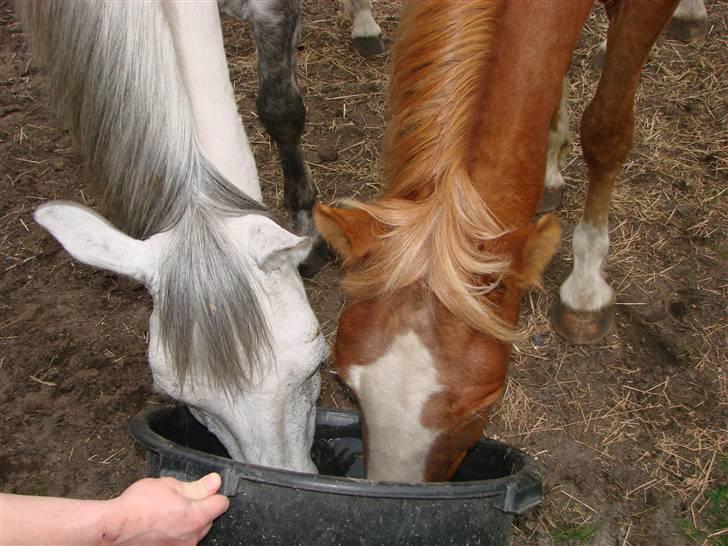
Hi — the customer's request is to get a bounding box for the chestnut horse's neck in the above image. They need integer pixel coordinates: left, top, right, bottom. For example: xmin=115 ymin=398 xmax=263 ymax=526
xmin=473 ymin=0 xmax=593 ymax=224
xmin=337 ymin=0 xmax=593 ymax=341
xmin=385 ymin=0 xmax=593 ymax=227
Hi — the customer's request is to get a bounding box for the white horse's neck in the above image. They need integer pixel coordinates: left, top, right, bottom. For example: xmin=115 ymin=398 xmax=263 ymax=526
xmin=164 ymin=2 xmax=263 ymax=203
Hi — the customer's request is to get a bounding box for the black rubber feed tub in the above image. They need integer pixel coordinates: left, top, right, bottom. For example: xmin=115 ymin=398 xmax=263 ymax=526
xmin=129 ymin=405 xmax=542 ymax=545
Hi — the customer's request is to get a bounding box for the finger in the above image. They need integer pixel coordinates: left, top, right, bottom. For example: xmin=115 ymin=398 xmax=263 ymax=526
xmin=195 ymin=493 xmax=230 ymax=521
xmin=180 ymin=472 xmax=223 ymax=500
xmin=197 ymin=522 xmax=214 ymax=542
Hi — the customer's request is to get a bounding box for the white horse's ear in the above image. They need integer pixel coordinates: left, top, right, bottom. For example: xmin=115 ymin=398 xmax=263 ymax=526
xmin=241 ymin=215 xmax=312 ymax=272
xmin=34 ymin=201 xmax=158 ymax=286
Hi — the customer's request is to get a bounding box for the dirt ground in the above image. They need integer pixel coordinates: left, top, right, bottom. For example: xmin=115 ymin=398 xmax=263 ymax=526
xmin=1 ymin=0 xmax=725 ymax=544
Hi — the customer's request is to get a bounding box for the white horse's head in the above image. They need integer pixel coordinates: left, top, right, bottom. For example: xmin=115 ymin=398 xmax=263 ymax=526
xmin=35 ymin=201 xmax=327 ymax=473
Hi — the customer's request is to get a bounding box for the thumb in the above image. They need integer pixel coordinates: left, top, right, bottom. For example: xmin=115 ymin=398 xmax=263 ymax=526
xmin=180 ymin=472 xmax=223 ymax=500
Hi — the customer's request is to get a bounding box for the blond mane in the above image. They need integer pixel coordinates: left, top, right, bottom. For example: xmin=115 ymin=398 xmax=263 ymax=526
xmin=342 ymin=0 xmax=517 ymax=341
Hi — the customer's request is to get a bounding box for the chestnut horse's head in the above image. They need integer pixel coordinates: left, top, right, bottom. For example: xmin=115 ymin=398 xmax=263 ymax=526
xmin=315 ymin=202 xmax=560 ymax=481
xmin=314 ymin=0 xmax=567 ymax=482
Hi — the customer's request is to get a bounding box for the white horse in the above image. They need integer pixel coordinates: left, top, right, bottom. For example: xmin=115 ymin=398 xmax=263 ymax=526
xmin=19 ymin=1 xmax=327 ymax=472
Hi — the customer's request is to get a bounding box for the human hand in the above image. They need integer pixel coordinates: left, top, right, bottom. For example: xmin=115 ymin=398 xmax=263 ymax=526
xmin=103 ymin=472 xmax=230 ymax=546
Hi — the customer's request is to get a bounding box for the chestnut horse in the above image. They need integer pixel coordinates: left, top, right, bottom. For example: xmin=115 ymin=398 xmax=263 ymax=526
xmin=315 ymin=0 xmax=680 ymax=481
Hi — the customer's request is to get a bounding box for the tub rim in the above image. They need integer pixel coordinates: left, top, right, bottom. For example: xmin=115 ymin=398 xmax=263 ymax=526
xmin=129 ymin=404 xmax=542 ymax=514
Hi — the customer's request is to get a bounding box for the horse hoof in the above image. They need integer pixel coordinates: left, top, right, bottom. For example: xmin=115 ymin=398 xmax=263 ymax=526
xmin=298 ymin=238 xmax=329 ymax=278
xmin=536 ymin=186 xmax=564 ymax=214
xmin=352 ymin=36 xmax=385 ymax=58
xmin=551 ymin=300 xmax=614 ymax=345
xmin=667 ymin=17 xmax=709 ymax=42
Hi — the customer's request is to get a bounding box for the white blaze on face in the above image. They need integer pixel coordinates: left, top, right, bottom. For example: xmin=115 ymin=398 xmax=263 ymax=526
xmin=347 ymin=331 xmax=442 ymax=482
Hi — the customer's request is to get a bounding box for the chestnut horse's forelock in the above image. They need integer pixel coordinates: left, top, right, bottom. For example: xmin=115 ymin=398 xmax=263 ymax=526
xmin=340 ymin=0 xmax=519 ymax=341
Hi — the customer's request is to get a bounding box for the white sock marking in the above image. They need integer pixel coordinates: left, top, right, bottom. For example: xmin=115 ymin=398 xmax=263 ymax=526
xmin=560 ymin=221 xmax=614 ymax=311
xmin=673 ymin=0 xmax=707 ymax=22
xmin=344 ymin=0 xmax=381 ymax=39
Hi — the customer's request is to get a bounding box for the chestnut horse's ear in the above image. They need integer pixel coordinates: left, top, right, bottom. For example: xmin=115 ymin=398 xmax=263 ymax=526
xmin=512 ymin=214 xmax=561 ymax=289
xmin=313 ymin=203 xmax=380 ymax=263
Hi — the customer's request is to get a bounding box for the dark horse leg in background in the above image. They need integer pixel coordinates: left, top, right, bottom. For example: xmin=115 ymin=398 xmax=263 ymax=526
xmin=222 ymin=0 xmax=329 ymax=277
xmin=249 ymin=0 xmax=329 ymax=277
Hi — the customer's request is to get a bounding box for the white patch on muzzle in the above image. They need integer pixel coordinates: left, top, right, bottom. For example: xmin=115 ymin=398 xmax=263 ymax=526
xmin=347 ymin=331 xmax=442 ymax=482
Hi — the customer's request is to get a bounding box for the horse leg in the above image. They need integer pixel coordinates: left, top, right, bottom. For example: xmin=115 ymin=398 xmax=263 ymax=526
xmin=553 ymin=0 xmax=680 ymax=344
xmin=343 ymin=0 xmax=384 ymax=57
xmin=248 ymin=0 xmax=328 ymax=277
xmin=593 ymin=0 xmax=707 ymax=71
xmin=538 ymin=77 xmax=571 ymax=214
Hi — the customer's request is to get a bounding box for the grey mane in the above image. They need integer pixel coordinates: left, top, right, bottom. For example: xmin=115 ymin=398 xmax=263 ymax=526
xmin=18 ymin=0 xmax=273 ymax=394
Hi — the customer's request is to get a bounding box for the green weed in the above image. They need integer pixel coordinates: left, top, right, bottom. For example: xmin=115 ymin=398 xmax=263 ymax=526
xmin=678 ymin=457 xmax=728 ymax=546
xmin=549 ymin=522 xmax=602 ymax=544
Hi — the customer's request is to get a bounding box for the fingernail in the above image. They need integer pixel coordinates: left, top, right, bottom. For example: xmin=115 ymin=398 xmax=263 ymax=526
xmin=203 ymin=472 xmax=221 ymax=491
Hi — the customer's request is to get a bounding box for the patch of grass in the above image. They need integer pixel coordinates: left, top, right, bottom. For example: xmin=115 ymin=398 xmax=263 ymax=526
xmin=678 ymin=519 xmax=704 ymax=544
xmin=23 ymin=483 xmax=47 ymax=496
xmin=678 ymin=457 xmax=728 ymax=546
xmin=704 ymin=485 xmax=727 ymax=531
xmin=549 ymin=522 xmax=602 ymax=544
